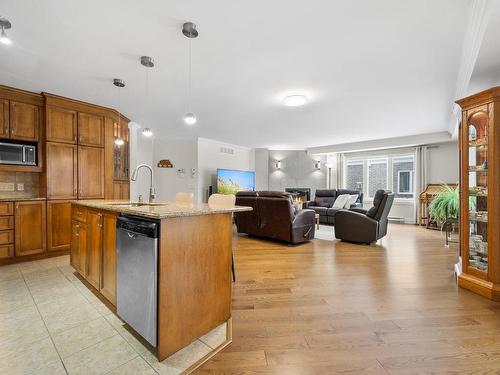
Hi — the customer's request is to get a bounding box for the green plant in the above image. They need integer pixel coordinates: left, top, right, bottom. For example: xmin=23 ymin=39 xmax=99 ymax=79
xmin=428 ymin=184 xmax=475 ymax=222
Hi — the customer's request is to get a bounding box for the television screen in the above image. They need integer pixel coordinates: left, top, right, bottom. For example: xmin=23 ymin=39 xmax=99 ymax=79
xmin=217 ymin=169 xmax=255 ymax=195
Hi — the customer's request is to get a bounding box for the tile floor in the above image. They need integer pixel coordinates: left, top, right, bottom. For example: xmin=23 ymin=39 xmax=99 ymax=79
xmin=0 ymin=255 xmax=227 ymax=375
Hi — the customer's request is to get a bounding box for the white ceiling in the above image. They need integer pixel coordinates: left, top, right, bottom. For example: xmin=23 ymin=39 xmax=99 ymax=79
xmin=0 ymin=0 xmax=490 ymax=149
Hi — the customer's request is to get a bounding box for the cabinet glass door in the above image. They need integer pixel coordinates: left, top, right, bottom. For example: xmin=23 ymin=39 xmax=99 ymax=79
xmin=467 ymin=111 xmax=489 ymax=272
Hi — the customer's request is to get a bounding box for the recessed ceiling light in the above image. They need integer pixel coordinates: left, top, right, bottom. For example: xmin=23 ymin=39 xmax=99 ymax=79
xmin=142 ymin=128 xmax=153 ymax=137
xmin=283 ymin=94 xmax=308 ymax=107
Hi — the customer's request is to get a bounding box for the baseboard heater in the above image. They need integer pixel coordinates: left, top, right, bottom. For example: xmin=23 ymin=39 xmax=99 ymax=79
xmin=388 ymin=216 xmax=405 ymax=223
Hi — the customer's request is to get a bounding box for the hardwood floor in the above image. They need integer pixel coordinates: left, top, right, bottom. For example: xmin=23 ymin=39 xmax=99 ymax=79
xmin=196 ymin=224 xmax=500 ymax=374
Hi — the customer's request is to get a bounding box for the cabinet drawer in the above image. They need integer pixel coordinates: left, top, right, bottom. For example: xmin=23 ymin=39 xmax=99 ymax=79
xmin=0 ymin=216 xmax=14 ymax=230
xmin=72 ymin=205 xmax=87 ymax=223
xmin=0 ymin=244 xmax=14 ymax=258
xmin=0 ymin=202 xmax=14 ymax=216
xmin=0 ymin=230 xmax=14 ymax=245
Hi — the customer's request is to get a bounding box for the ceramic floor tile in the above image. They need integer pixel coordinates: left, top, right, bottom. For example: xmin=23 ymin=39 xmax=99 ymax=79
xmin=52 ymin=317 xmax=118 ymax=358
xmin=75 ymin=284 xmax=103 ymax=305
xmin=0 ymin=313 xmax=49 ymax=350
xmin=0 ymin=285 xmax=35 ymax=314
xmin=43 ymin=302 xmax=101 ymax=335
xmin=29 ymin=283 xmax=80 ymax=304
xmin=103 ymin=313 xmax=150 ymax=354
xmin=0 ymin=277 xmax=25 ymax=291
xmin=199 ymin=322 xmax=227 ymax=349
xmin=37 ymin=293 xmax=90 ymax=318
xmin=107 ymin=356 xmax=157 ymax=375
xmin=22 ymin=267 xmax=65 ymax=283
xmin=31 ymin=360 xmax=67 ymax=375
xmin=144 ymin=339 xmax=212 ymax=374
xmin=63 ymin=334 xmax=137 ymax=375
xmin=0 ymin=337 xmax=60 ymax=375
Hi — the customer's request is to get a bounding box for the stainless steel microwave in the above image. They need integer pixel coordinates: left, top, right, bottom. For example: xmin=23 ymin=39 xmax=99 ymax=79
xmin=0 ymin=142 xmax=37 ymax=166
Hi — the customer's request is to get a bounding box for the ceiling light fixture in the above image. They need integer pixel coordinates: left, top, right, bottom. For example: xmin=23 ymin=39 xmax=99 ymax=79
xmin=283 ymin=94 xmax=308 ymax=107
xmin=0 ymin=17 xmax=12 ymax=45
xmin=142 ymin=128 xmax=153 ymax=137
xmin=113 ymin=78 xmax=126 ymax=147
xmin=183 ymin=22 xmax=198 ymax=125
xmin=140 ymin=56 xmax=154 ymax=68
xmin=114 ymin=138 xmax=125 ymax=146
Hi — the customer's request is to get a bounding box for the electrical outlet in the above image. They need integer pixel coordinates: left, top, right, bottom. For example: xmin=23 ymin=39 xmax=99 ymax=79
xmin=0 ymin=182 xmax=15 ymax=192
xmin=17 ymin=183 xmax=25 ymax=191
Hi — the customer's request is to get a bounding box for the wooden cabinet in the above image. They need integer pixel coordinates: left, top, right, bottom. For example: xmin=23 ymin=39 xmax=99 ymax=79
xmin=70 ymin=220 xmax=87 ymax=275
xmin=0 ymin=99 xmax=9 ymax=138
xmin=0 ymin=202 xmax=14 ymax=216
xmin=78 ymin=146 xmax=105 ymax=199
xmin=14 ymin=201 xmax=46 ymax=256
xmin=113 ymin=117 xmax=130 ymax=180
xmin=46 ymin=106 xmax=77 ymax=143
xmin=9 ymin=101 xmax=39 ymax=141
xmin=113 ymin=181 xmax=130 ymax=200
xmin=46 ymin=142 xmax=78 ymax=199
xmin=47 ymin=201 xmax=72 ymax=252
xmin=100 ymin=212 xmax=117 ymax=304
xmin=86 ymin=209 xmax=102 ymax=289
xmin=457 ymin=86 xmax=500 ymax=301
xmin=78 ymin=112 xmax=104 ymax=147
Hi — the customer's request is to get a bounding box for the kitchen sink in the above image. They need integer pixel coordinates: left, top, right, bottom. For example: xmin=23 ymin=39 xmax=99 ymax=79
xmin=107 ymin=202 xmax=167 ymax=207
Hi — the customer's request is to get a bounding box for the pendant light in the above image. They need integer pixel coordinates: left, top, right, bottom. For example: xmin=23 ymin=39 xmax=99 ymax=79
xmin=0 ymin=17 xmax=12 ymax=45
xmin=183 ymin=22 xmax=198 ymax=125
xmin=140 ymin=56 xmax=155 ymax=137
xmin=113 ymin=78 xmax=125 ymax=146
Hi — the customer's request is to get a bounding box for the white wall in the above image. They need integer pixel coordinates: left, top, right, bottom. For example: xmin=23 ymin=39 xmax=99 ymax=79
xmin=197 ymin=138 xmax=255 ymax=203
xmin=129 ymin=123 xmax=154 ymax=201
xmin=154 ymin=138 xmax=198 ymax=202
xmin=268 ymin=150 xmax=327 ymax=196
xmin=426 ymin=142 xmax=459 ymax=184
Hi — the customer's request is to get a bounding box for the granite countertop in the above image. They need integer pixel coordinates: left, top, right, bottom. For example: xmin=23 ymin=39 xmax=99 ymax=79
xmin=0 ymin=197 xmax=47 ymax=202
xmin=71 ymin=200 xmax=252 ymax=219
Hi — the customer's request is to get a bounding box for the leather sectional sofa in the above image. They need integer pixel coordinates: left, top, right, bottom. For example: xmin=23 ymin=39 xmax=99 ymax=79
xmin=234 ymin=191 xmax=316 ymax=244
xmin=304 ymin=189 xmax=363 ymax=225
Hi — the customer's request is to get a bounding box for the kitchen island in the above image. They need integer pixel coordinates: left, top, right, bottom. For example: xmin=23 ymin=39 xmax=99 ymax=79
xmin=70 ymin=200 xmax=251 ymax=371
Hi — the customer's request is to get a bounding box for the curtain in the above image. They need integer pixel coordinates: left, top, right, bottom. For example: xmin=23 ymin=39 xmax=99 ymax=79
xmin=414 ymin=146 xmax=428 ymax=223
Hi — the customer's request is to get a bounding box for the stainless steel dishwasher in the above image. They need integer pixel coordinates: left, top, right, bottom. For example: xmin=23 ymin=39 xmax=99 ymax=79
xmin=116 ymin=215 xmax=159 ymax=347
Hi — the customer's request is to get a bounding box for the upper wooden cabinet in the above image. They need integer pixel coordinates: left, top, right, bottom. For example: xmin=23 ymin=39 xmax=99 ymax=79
xmin=14 ymin=200 xmax=46 ymax=256
xmin=78 ymin=146 xmax=105 ymax=199
xmin=0 ymin=99 xmax=9 ymax=138
xmin=46 ymin=106 xmax=77 ymax=144
xmin=9 ymin=101 xmax=40 ymax=141
xmin=78 ymin=112 xmax=104 ymax=147
xmin=113 ymin=117 xmax=130 ymax=181
xmin=47 ymin=200 xmax=72 ymax=252
xmin=46 ymin=142 xmax=78 ymax=199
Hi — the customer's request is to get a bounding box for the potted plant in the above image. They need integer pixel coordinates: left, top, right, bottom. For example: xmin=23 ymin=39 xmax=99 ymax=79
xmin=428 ymin=184 xmax=476 ymax=222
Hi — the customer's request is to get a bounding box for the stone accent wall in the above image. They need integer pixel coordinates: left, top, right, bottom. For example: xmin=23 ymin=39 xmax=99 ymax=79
xmin=0 ymin=172 xmax=40 ymax=199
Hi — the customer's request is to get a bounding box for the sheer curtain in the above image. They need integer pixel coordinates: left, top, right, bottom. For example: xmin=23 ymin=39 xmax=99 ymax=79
xmin=414 ymin=146 xmax=428 ymax=223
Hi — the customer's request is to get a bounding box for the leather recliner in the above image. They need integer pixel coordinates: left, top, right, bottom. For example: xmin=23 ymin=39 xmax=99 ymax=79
xmin=305 ymin=189 xmax=363 ymax=225
xmin=334 ymin=189 xmax=395 ymax=244
xmin=234 ymin=191 xmax=316 ymax=244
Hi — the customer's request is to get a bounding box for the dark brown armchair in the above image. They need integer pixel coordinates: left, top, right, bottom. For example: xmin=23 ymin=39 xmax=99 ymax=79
xmin=334 ymin=190 xmax=394 ymax=244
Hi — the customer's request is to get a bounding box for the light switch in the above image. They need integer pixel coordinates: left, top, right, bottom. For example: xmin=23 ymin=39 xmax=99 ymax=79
xmin=17 ymin=183 xmax=25 ymax=191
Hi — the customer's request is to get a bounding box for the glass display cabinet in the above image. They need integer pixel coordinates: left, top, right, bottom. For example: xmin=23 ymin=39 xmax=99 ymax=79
xmin=457 ymin=86 xmax=500 ymax=300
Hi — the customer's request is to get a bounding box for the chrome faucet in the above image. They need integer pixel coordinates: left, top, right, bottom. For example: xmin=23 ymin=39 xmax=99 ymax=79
xmin=131 ymin=164 xmax=156 ymax=203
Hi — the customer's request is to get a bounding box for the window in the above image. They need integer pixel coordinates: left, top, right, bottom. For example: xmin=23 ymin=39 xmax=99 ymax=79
xmin=392 ymin=155 xmax=415 ymax=198
xmin=343 ymin=153 xmax=415 ymax=199
xmin=345 ymin=160 xmax=363 ymax=191
xmin=368 ymin=158 xmax=388 ymax=198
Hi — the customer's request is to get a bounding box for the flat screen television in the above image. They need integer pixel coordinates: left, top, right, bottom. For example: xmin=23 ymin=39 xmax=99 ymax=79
xmin=216 ymin=168 xmax=255 ymax=195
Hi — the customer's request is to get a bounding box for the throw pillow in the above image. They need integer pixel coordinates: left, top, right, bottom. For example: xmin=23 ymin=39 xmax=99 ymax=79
xmin=332 ymin=194 xmax=350 ymax=208
xmin=343 ymin=194 xmax=359 ymax=209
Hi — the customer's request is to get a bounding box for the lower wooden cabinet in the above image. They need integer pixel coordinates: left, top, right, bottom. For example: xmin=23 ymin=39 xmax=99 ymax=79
xmin=14 ymin=201 xmax=46 ymax=256
xmin=71 ymin=205 xmax=117 ymax=305
xmin=47 ymin=200 xmax=72 ymax=252
xmin=70 ymin=220 xmax=87 ymax=275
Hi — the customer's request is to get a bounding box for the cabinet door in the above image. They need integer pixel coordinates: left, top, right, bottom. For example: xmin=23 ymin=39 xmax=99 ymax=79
xmin=14 ymin=201 xmax=46 ymax=256
xmin=10 ymin=101 xmax=39 ymax=141
xmin=46 ymin=106 xmax=77 ymax=144
xmin=113 ymin=182 xmax=130 ymax=200
xmin=78 ymin=112 xmax=104 ymax=147
xmin=47 ymin=201 xmax=72 ymax=252
xmin=86 ymin=209 xmax=102 ymax=289
xmin=70 ymin=220 xmax=87 ymax=274
xmin=0 ymin=99 xmax=9 ymax=138
xmin=46 ymin=142 xmax=78 ymax=199
xmin=78 ymin=146 xmax=104 ymax=199
xmin=100 ymin=212 xmax=117 ymax=305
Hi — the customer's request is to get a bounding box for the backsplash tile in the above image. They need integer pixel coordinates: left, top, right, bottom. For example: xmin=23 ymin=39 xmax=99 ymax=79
xmin=0 ymin=172 xmax=40 ymax=199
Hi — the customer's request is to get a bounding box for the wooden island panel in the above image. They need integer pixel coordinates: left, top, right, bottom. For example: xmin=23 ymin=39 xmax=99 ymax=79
xmin=157 ymin=212 xmax=232 ymax=360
